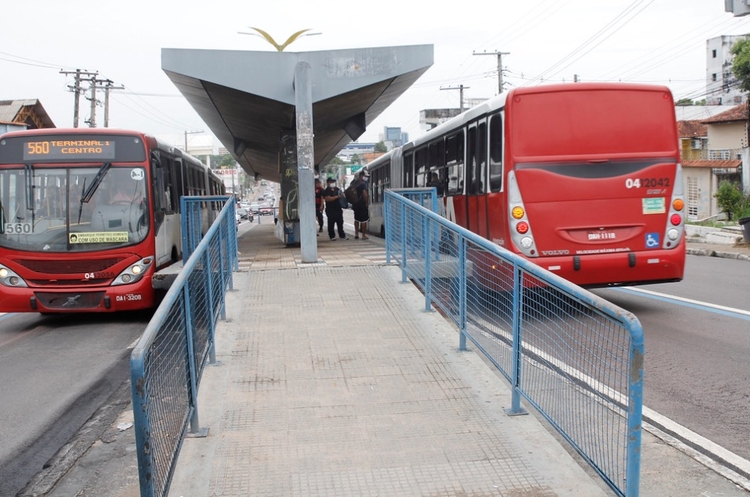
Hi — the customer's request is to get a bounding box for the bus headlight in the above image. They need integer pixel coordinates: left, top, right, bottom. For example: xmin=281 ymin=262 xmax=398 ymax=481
xmin=667 ymin=228 xmax=680 ymax=241
xmin=519 ymin=236 xmax=534 ymax=249
xmin=0 ymin=265 xmax=28 ymax=287
xmin=112 ymin=257 xmax=154 ymax=286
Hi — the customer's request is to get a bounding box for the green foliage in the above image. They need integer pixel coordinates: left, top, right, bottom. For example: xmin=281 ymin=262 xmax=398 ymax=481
xmin=209 ymin=153 xmax=237 ymax=169
xmin=674 ymin=98 xmax=706 ymax=106
xmin=739 ymin=195 xmax=750 ymax=219
xmin=714 ymin=181 xmax=745 ymax=220
xmin=731 ymin=38 xmax=750 ymax=93
xmin=374 ymin=141 xmax=388 ymax=152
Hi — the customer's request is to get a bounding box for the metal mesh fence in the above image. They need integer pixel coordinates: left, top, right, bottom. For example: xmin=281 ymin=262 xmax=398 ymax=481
xmin=384 ymin=190 xmax=643 ymax=497
xmin=131 ymin=198 xmax=237 ymax=497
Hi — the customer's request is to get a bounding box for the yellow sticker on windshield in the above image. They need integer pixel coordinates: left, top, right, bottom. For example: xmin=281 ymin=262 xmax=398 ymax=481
xmin=69 ymin=232 xmax=128 ymax=244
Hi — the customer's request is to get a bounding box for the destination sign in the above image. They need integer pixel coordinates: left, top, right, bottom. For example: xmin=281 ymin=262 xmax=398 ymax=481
xmin=22 ymin=139 xmax=116 ymax=161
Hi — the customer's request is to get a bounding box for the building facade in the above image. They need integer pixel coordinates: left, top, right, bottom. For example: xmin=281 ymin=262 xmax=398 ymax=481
xmin=679 ymin=104 xmax=745 ymax=220
xmin=706 ymin=35 xmax=749 ymax=106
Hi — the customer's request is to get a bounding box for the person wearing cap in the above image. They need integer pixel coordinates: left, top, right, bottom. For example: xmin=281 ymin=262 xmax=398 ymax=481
xmin=352 ymin=169 xmax=370 ymax=239
xmin=321 ymin=177 xmax=348 ymax=240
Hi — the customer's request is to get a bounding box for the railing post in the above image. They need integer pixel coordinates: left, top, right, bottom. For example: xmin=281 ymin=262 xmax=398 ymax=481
xmin=458 ymin=234 xmax=467 ymax=351
xmin=626 ymin=324 xmax=645 ymax=497
xmin=506 ymin=264 xmax=528 ymax=416
xmin=423 ymin=212 xmax=432 ymax=312
xmin=385 ymin=195 xmax=391 ymax=264
xmin=400 ymin=201 xmax=407 ymax=283
xmin=184 ymin=274 xmax=208 ymax=437
xmin=205 ymin=245 xmax=218 ymax=366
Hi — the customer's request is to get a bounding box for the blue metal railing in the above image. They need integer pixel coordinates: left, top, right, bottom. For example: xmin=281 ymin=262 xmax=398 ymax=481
xmin=130 ymin=196 xmax=238 ymax=497
xmin=384 ymin=189 xmax=644 ymax=497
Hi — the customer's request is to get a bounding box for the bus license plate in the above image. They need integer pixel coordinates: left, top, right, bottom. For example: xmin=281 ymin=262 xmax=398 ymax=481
xmin=588 ymin=231 xmax=616 ymax=240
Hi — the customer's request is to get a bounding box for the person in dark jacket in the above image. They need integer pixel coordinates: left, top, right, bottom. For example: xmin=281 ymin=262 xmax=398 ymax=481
xmin=352 ymin=170 xmax=370 ymax=239
xmin=314 ymin=178 xmax=324 ymax=234
xmin=321 ymin=177 xmax=348 ymax=240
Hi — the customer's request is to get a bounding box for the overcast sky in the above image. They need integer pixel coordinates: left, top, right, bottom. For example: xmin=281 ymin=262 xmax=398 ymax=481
xmin=3 ymin=0 xmax=750 ymax=150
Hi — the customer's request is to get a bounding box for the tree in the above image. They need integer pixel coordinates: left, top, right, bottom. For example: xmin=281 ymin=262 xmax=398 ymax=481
xmin=209 ymin=153 xmax=237 ymax=169
xmin=714 ymin=181 xmax=744 ymax=220
xmin=730 ymin=38 xmax=750 ymax=93
xmin=374 ymin=141 xmax=387 ymax=152
xmin=675 ymin=98 xmax=694 ymax=106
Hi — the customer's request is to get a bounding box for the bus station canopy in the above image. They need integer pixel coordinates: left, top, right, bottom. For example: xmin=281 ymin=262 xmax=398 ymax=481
xmin=162 ymin=45 xmax=434 ymax=181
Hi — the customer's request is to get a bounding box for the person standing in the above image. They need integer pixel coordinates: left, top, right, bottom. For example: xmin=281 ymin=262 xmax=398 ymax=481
xmin=314 ymin=178 xmax=324 ymax=234
xmin=352 ymin=170 xmax=370 ymax=239
xmin=322 ymin=177 xmax=348 ymax=240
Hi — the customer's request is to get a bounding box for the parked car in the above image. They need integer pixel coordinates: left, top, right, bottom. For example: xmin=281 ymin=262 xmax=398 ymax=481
xmin=259 ymin=206 xmax=274 ymax=216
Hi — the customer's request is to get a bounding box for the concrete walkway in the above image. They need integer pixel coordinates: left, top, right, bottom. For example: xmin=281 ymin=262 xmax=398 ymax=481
xmin=169 ymin=222 xmax=609 ymax=496
xmin=30 ymin=219 xmax=750 ymax=497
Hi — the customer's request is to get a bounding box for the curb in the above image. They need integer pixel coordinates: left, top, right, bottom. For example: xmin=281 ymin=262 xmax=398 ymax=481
xmin=686 ymin=246 xmax=750 ymax=261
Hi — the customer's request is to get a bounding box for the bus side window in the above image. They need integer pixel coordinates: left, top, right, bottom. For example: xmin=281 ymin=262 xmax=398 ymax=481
xmin=446 ymin=132 xmax=464 ymax=195
xmin=153 ymin=158 xmax=167 ymax=213
xmin=489 ymin=113 xmax=503 ymax=192
xmin=403 ymin=153 xmax=414 ymax=188
xmin=415 ymin=147 xmax=427 ymax=187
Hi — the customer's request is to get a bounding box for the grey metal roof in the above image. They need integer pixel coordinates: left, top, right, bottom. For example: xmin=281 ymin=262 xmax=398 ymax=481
xmin=162 ymin=45 xmax=433 ymax=181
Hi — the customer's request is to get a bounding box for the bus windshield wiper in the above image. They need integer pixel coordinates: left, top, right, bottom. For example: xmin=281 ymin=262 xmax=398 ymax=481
xmin=25 ymin=164 xmax=35 ymax=225
xmin=80 ymin=162 xmax=111 ymax=203
xmin=77 ymin=162 xmax=111 ymax=224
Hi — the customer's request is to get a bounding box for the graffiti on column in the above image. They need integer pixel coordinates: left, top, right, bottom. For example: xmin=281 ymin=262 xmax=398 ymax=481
xmin=280 ymin=134 xmax=299 ymax=221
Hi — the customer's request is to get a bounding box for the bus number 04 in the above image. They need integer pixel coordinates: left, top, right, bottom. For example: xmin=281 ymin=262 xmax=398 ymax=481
xmin=625 ymin=178 xmax=641 ymax=189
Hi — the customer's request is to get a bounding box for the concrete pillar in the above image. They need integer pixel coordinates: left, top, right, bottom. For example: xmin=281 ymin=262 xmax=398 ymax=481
xmin=295 ymin=61 xmax=317 ymax=263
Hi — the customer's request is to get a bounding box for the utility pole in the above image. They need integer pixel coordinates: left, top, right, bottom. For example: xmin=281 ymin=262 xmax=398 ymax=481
xmin=184 ymin=130 xmax=203 ymax=154
xmin=88 ymin=75 xmax=98 ymax=128
xmin=60 ymin=69 xmax=97 ymax=127
xmin=98 ymin=79 xmax=125 ymax=127
xmin=441 ymin=85 xmax=470 ymax=112
xmin=473 ymin=51 xmax=510 ymax=95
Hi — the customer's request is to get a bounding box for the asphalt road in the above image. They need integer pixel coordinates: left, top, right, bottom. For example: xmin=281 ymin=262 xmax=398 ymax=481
xmin=594 ymin=253 xmax=750 ymax=462
xmin=0 ymin=311 xmax=149 ymax=497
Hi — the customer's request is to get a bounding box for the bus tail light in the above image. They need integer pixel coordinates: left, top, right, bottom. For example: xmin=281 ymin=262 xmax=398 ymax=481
xmin=507 ymin=171 xmax=538 ymax=257
xmin=662 ymin=164 xmax=686 ymax=248
xmin=112 ymin=257 xmax=154 ymax=286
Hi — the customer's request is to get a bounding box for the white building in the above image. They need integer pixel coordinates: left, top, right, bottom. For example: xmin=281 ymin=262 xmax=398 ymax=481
xmin=706 ymin=35 xmax=749 ymax=106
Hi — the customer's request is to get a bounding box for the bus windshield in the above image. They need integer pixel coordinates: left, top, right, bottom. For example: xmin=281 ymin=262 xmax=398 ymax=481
xmin=0 ymin=165 xmax=149 ymax=252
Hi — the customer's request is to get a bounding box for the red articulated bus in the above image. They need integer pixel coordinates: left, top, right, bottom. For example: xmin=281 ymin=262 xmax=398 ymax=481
xmin=0 ymin=128 xmax=224 ymax=313
xmin=367 ymin=83 xmax=685 ymax=288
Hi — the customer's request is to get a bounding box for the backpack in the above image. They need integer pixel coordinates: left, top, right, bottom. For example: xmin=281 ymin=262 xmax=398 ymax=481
xmin=344 ymin=182 xmax=360 ymax=205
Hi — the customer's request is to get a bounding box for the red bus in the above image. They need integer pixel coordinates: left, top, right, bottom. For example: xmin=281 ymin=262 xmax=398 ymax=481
xmin=0 ymin=128 xmax=224 ymax=313
xmin=367 ymin=83 xmax=685 ymax=288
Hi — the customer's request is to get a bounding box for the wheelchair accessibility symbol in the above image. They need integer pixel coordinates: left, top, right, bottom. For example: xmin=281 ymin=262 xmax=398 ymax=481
xmin=645 ymin=232 xmax=660 ymax=249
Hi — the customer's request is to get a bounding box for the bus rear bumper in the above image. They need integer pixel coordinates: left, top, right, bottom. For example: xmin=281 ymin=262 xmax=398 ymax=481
xmin=534 ymin=246 xmax=686 ymax=288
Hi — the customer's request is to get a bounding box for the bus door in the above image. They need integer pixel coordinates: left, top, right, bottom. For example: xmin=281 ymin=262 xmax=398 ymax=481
xmin=466 ymin=119 xmax=489 ymax=238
